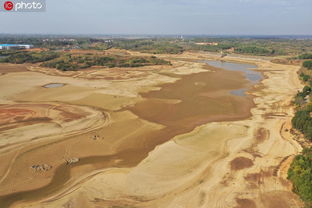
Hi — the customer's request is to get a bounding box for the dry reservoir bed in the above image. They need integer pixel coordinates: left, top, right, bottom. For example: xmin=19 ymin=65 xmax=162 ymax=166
xmin=0 ymin=52 xmax=304 ymax=208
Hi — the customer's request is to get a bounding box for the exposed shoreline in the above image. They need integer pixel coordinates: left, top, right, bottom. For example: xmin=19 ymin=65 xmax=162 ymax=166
xmin=0 ymin=51 xmax=304 ymax=208
xmin=0 ymin=58 xmax=255 ymax=207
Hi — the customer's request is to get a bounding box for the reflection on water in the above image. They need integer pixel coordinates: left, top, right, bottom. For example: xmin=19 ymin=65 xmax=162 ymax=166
xmin=205 ymin=60 xmax=262 ymax=83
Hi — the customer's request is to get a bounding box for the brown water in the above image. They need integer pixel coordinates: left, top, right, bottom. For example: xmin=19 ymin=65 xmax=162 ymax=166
xmin=0 ymin=61 xmax=259 ymax=207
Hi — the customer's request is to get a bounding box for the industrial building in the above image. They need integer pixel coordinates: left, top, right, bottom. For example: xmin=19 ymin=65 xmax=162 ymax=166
xmin=0 ymin=44 xmax=34 ymax=50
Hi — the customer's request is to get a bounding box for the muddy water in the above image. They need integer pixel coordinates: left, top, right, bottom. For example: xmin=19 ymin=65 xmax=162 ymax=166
xmin=0 ymin=61 xmax=259 ymax=207
xmin=205 ymin=60 xmax=261 ymax=83
xmin=205 ymin=60 xmax=262 ymax=97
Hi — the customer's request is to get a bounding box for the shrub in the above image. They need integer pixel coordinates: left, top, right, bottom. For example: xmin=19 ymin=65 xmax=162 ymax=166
xmin=298 ymin=53 xmax=312 ymax=60
xmin=292 ymin=105 xmax=312 ymax=141
xmin=300 ymin=73 xmax=311 ymax=82
xmin=234 ymin=46 xmax=273 ymax=55
xmin=303 ymin=61 xmax=312 ymax=70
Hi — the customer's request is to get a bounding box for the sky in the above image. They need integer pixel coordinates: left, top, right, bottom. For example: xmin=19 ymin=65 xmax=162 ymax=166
xmin=0 ymin=0 xmax=311 ymax=35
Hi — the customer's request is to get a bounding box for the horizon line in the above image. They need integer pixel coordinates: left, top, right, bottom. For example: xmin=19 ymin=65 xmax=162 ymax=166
xmin=1 ymin=33 xmax=312 ymax=38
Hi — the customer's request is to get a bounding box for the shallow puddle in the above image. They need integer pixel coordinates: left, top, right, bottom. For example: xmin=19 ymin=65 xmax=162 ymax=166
xmin=43 ymin=83 xmax=65 ymax=88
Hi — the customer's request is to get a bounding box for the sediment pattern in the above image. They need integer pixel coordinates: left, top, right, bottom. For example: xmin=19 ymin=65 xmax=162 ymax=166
xmin=0 ymin=51 xmax=303 ymax=208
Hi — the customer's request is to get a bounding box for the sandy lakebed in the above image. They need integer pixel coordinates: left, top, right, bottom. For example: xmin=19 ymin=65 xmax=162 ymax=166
xmin=0 ymin=51 xmax=304 ymax=208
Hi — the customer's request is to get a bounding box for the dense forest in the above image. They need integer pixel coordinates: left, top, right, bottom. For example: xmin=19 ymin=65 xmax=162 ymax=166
xmin=234 ymin=46 xmax=275 ymax=55
xmin=0 ymin=51 xmax=170 ymax=70
xmin=292 ymin=61 xmax=312 ymax=140
xmin=1 ymin=36 xmax=312 ymax=56
xmin=289 ymin=59 xmax=312 ymax=208
xmin=288 ymin=148 xmax=312 ymax=208
xmin=0 ymin=51 xmax=60 ymax=64
xmin=41 ymin=54 xmax=170 ymax=70
xmin=112 ymin=39 xmax=184 ymax=54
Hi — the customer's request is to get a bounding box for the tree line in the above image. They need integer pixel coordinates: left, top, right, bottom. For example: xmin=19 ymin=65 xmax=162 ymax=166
xmin=41 ymin=54 xmax=171 ymax=71
xmin=288 ymin=148 xmax=312 ymax=207
xmin=288 ymin=60 xmax=312 ymax=208
xmin=0 ymin=51 xmax=171 ymax=71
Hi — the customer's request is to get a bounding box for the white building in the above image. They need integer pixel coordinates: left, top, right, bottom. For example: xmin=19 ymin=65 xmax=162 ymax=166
xmin=0 ymin=44 xmax=34 ymax=50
